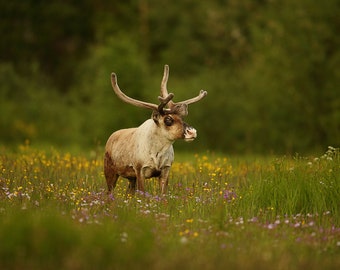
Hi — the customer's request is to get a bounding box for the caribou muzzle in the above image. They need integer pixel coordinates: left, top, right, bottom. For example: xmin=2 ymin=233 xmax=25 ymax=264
xmin=184 ymin=125 xmax=197 ymax=141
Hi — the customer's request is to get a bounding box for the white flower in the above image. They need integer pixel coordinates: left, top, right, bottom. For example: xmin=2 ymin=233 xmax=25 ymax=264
xmin=180 ymin=236 xmax=188 ymax=244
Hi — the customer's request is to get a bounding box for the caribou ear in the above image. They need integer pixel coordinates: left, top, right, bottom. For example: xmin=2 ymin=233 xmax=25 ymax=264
xmin=172 ymin=103 xmax=188 ymax=116
xmin=152 ymin=111 xmax=160 ymax=125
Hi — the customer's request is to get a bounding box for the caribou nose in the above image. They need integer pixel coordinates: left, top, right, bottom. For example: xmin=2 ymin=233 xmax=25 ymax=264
xmin=184 ymin=126 xmax=197 ymax=141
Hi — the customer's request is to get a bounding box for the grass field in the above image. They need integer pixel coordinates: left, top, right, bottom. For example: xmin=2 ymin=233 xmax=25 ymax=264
xmin=0 ymin=144 xmax=339 ymax=269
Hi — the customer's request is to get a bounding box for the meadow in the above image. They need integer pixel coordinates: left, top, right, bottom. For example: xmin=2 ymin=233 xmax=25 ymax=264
xmin=0 ymin=143 xmax=339 ymax=270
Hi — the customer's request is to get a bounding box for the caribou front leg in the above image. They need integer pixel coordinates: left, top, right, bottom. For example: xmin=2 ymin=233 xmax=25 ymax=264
xmin=159 ymin=166 xmax=171 ymax=194
xmin=136 ymin=168 xmax=146 ymax=194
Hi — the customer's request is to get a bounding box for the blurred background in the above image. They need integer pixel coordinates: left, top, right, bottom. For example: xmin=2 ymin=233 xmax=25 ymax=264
xmin=0 ymin=0 xmax=339 ymax=154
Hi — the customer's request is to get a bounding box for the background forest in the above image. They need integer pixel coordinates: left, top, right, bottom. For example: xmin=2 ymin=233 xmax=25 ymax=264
xmin=0 ymin=0 xmax=339 ymax=154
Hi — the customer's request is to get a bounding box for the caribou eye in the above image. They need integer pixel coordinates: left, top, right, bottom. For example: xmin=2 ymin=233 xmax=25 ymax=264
xmin=164 ymin=116 xmax=174 ymax=126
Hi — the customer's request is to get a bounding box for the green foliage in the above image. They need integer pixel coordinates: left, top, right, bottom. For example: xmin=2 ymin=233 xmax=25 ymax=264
xmin=235 ymin=147 xmax=340 ymax=222
xmin=69 ymin=36 xmax=149 ymax=145
xmin=0 ymin=0 xmax=339 ymax=153
xmin=0 ymin=63 xmax=75 ymax=145
xmin=0 ymin=0 xmax=94 ymax=88
xmin=0 ymin=211 xmax=80 ymax=268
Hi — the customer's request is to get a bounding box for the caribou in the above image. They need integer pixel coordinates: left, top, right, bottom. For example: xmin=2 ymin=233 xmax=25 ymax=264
xmin=104 ymin=65 xmax=207 ymax=194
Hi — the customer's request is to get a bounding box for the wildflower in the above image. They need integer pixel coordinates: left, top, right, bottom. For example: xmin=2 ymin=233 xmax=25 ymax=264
xmin=120 ymin=232 xmax=128 ymax=243
xmin=248 ymin=217 xmax=258 ymax=223
xmin=222 ymin=189 xmax=237 ymax=202
xmin=180 ymin=236 xmax=188 ymax=244
xmin=267 ymin=224 xmax=275 ymax=230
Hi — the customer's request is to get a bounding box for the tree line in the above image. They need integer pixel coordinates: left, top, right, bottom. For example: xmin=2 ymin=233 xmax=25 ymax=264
xmin=0 ymin=0 xmax=339 ymax=153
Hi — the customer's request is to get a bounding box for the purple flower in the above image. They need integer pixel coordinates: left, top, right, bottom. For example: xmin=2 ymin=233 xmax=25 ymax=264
xmin=223 ymin=189 xmax=237 ymax=202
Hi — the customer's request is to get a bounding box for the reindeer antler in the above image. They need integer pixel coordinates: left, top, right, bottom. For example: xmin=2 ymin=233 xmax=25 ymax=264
xmin=160 ymin=65 xmax=207 ymax=116
xmin=111 ymin=66 xmax=207 ymax=116
xmin=111 ymin=73 xmax=173 ymax=113
xmin=160 ymin=65 xmax=174 ymax=107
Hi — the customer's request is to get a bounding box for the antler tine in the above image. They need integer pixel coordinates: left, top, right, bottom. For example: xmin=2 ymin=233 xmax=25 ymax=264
xmin=179 ymin=90 xmax=208 ymax=105
xmin=160 ymin=65 xmax=170 ymax=97
xmin=111 ymin=73 xmax=158 ymax=111
xmin=166 ymin=90 xmax=207 ymax=117
xmin=161 ymin=65 xmax=207 ymax=108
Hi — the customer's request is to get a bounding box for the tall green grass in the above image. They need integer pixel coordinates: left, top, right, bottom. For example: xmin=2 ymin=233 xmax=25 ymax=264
xmin=232 ymin=148 xmax=340 ymax=224
xmin=0 ymin=144 xmax=339 ymax=269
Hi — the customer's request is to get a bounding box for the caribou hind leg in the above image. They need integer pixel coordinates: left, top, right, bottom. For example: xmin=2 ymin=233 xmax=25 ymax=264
xmin=104 ymin=152 xmax=119 ymax=193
